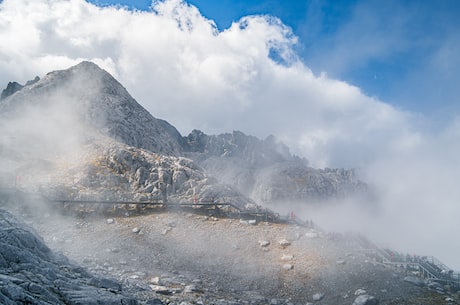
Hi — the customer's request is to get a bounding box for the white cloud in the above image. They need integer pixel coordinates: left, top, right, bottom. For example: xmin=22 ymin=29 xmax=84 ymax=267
xmin=0 ymin=0 xmax=411 ymax=167
xmin=1 ymin=0 xmax=459 ymax=269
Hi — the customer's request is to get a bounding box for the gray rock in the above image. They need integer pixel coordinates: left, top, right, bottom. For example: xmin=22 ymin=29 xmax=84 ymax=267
xmin=352 ymin=294 xmax=379 ymax=305
xmin=354 ymin=288 xmax=367 ymax=296
xmin=258 ymin=240 xmax=270 ymax=247
xmin=403 ymin=276 xmax=425 ymax=287
xmin=0 ymin=209 xmax=138 ymax=305
xmin=0 ymin=81 xmax=23 ymax=99
xmin=312 ymin=292 xmax=324 ymax=301
xmin=278 ymin=239 xmax=291 ymax=248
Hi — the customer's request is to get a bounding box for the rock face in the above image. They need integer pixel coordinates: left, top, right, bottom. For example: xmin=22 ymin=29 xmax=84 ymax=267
xmin=0 ymin=81 xmax=23 ymax=99
xmin=0 ymin=61 xmax=366 ymax=207
xmin=184 ymin=129 xmax=367 ymax=203
xmin=45 ymin=141 xmax=253 ymax=207
xmin=0 ymin=61 xmax=185 ymax=156
xmin=0 ymin=208 xmax=137 ymax=304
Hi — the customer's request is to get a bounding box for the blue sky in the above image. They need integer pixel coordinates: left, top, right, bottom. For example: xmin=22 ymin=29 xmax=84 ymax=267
xmin=88 ymin=0 xmax=460 ymax=123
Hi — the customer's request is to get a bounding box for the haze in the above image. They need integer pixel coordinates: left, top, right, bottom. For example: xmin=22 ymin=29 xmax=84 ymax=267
xmin=0 ymin=0 xmax=459 ymax=270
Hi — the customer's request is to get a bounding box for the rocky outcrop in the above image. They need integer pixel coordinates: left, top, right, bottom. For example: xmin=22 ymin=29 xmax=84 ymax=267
xmin=42 ymin=141 xmax=254 ymax=208
xmin=0 ymin=82 xmax=23 ymax=100
xmin=184 ymin=129 xmax=367 ymax=203
xmin=0 ymin=77 xmax=40 ymax=100
xmin=251 ymin=163 xmax=367 ymax=203
xmin=0 ymin=208 xmax=137 ymax=304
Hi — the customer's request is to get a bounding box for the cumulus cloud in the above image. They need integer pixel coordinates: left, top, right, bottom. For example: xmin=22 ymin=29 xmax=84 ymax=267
xmin=0 ymin=0 xmax=416 ymax=168
xmin=1 ymin=0 xmax=459 ymax=269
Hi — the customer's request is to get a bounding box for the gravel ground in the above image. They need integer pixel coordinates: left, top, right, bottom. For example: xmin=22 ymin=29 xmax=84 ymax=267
xmin=13 ymin=204 xmax=460 ymax=305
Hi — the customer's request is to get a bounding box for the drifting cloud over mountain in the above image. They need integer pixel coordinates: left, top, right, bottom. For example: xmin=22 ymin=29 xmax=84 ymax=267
xmin=0 ymin=0 xmax=418 ymax=168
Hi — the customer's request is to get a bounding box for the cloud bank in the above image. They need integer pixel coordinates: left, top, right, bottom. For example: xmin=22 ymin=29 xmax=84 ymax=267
xmin=1 ymin=0 xmax=459 ymax=269
xmin=0 ymin=0 xmax=418 ymax=168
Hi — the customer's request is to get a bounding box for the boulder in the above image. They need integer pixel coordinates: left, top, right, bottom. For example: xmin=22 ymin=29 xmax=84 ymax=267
xmin=312 ymin=292 xmax=324 ymax=301
xmin=282 ymin=264 xmax=294 ymax=270
xmin=352 ymin=294 xmax=379 ymax=305
xmin=278 ymin=239 xmax=291 ymax=248
xmin=354 ymin=288 xmax=367 ymax=296
xmin=258 ymin=240 xmax=271 ymax=247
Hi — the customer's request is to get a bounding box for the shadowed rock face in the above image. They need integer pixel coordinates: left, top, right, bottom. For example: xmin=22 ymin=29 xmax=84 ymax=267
xmin=0 ymin=82 xmax=23 ymax=100
xmin=0 ymin=76 xmax=40 ymax=100
xmin=0 ymin=208 xmax=137 ymax=305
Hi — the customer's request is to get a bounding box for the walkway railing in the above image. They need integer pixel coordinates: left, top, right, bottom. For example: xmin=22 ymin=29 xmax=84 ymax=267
xmin=356 ymin=237 xmax=460 ymax=288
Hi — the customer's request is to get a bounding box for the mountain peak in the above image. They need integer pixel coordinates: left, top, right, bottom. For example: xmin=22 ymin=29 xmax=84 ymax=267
xmin=0 ymin=61 xmax=186 ymax=155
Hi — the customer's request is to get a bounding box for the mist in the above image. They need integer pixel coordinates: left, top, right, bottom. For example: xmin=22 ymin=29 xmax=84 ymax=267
xmin=282 ymin=135 xmax=460 ymax=271
xmin=0 ymin=66 xmax=111 ymax=191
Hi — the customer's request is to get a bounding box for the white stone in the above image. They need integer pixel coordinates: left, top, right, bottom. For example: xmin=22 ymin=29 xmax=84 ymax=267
xmin=281 ymin=254 xmax=294 ymax=261
xmin=278 ymin=239 xmax=291 ymax=248
xmin=258 ymin=240 xmax=270 ymax=247
xmin=282 ymin=264 xmax=293 ymax=270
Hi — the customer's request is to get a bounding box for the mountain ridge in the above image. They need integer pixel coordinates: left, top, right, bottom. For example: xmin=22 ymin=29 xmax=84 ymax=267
xmin=0 ymin=61 xmax=367 ymax=208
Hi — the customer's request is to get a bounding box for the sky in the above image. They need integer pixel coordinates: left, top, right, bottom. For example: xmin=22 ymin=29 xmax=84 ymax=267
xmin=1 ymin=0 xmax=460 ymax=269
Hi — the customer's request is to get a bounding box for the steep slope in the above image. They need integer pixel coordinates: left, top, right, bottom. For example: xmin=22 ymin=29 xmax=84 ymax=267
xmin=0 ymin=61 xmax=186 ymax=155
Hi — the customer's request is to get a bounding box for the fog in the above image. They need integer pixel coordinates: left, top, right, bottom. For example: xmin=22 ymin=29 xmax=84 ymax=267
xmin=0 ymin=96 xmax=82 ymax=187
xmin=0 ymin=66 xmax=111 ymax=191
xmin=0 ymin=0 xmax=459 ymax=271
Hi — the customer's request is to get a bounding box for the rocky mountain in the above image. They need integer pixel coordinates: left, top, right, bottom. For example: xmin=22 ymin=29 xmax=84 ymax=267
xmin=0 ymin=61 xmax=366 ymax=208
